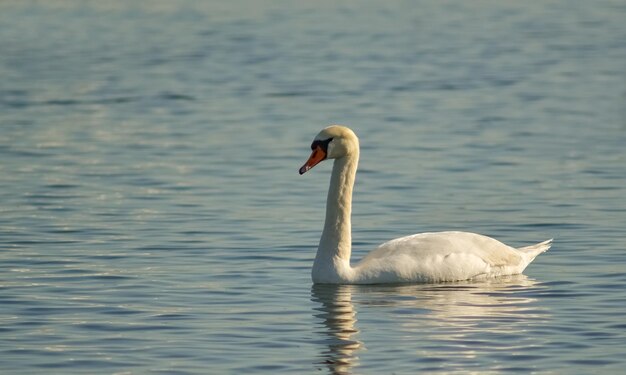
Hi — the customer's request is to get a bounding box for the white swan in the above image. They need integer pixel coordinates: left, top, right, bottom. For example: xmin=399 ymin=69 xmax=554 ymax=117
xmin=299 ymin=125 xmax=552 ymax=284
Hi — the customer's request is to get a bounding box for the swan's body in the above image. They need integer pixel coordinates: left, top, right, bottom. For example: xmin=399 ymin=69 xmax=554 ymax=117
xmin=300 ymin=125 xmax=551 ymax=284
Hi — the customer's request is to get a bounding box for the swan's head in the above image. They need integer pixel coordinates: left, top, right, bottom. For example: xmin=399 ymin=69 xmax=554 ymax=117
xmin=299 ymin=125 xmax=359 ymax=175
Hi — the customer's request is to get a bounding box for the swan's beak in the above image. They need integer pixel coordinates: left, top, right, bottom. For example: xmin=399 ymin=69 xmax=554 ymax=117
xmin=299 ymin=146 xmax=326 ymax=175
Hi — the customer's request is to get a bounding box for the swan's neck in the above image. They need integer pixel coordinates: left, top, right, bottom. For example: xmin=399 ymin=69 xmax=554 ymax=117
xmin=313 ymin=151 xmax=359 ymax=282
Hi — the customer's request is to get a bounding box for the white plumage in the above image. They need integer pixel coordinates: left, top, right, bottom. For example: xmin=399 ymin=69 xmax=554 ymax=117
xmin=300 ymin=125 xmax=551 ymax=284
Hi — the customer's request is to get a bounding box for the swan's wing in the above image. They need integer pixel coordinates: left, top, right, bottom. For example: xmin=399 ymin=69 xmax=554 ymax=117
xmin=354 ymin=231 xmax=525 ymax=283
xmin=363 ymin=231 xmax=523 ymax=265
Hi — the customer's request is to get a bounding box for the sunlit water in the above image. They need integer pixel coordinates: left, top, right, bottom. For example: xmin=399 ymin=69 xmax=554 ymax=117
xmin=1 ymin=1 xmax=626 ymax=374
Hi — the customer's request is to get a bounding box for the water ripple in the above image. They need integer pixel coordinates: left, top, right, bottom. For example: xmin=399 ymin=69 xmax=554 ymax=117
xmin=1 ymin=1 xmax=625 ymax=374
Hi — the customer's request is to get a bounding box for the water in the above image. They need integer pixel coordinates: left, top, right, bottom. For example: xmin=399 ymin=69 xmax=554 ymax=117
xmin=1 ymin=0 xmax=625 ymax=373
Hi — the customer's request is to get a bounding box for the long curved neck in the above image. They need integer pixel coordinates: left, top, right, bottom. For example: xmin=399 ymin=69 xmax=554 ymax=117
xmin=316 ymin=151 xmax=359 ymax=268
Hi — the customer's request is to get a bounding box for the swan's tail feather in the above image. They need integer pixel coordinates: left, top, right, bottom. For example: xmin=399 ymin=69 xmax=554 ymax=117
xmin=518 ymin=239 xmax=553 ymax=260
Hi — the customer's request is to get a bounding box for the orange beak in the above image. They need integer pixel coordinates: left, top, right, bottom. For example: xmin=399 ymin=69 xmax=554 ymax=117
xmin=299 ymin=146 xmax=327 ymax=175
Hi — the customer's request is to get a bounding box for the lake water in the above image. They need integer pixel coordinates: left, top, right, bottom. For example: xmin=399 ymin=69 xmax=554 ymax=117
xmin=1 ymin=1 xmax=626 ymax=373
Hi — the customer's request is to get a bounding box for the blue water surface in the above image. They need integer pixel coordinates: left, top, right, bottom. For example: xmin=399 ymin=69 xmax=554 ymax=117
xmin=1 ymin=1 xmax=626 ymax=374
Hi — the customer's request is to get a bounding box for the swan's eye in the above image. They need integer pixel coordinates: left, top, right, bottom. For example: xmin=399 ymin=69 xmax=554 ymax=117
xmin=311 ymin=138 xmax=333 ymax=151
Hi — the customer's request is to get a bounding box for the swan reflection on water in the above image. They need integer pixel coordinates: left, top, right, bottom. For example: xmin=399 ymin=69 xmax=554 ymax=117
xmin=311 ymin=284 xmax=363 ymax=375
xmin=311 ymin=275 xmax=549 ymax=374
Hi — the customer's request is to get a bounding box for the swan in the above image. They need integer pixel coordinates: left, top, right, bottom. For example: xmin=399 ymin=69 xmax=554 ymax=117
xmin=299 ymin=125 xmax=552 ymax=284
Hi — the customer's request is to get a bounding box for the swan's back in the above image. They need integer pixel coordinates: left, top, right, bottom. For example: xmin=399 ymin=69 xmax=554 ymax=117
xmin=352 ymin=232 xmax=550 ymax=284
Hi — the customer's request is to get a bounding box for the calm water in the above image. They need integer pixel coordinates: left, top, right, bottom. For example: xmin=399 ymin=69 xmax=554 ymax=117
xmin=1 ymin=1 xmax=626 ymax=373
